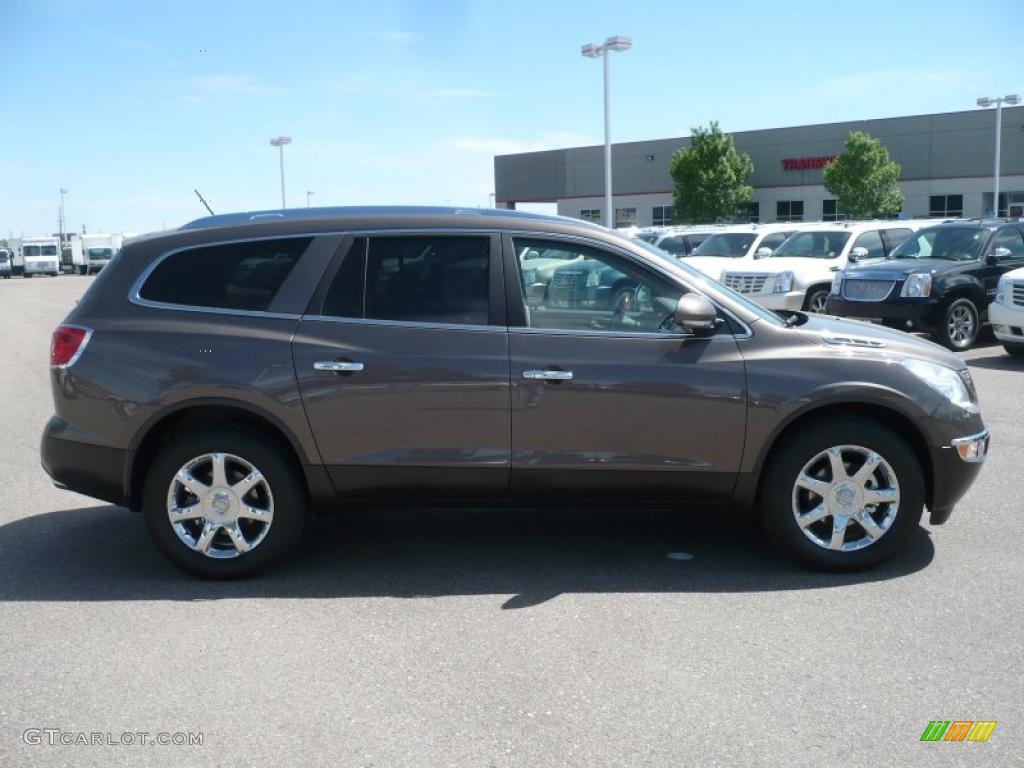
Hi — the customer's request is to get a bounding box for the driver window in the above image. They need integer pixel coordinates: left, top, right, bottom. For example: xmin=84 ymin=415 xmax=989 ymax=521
xmin=513 ymin=238 xmax=685 ymax=333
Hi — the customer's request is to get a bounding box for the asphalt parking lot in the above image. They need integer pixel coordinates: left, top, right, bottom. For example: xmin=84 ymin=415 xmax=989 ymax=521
xmin=0 ymin=274 xmax=1021 ymax=768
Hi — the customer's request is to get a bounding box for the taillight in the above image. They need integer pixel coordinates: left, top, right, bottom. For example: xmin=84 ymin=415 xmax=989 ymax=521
xmin=50 ymin=324 xmax=92 ymax=368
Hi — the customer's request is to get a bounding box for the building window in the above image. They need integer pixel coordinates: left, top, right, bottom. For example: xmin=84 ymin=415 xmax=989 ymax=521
xmin=615 ymin=207 xmax=637 ymax=228
xmin=776 ymin=200 xmax=804 ymax=222
xmin=929 ymin=194 xmax=963 ymax=218
xmin=745 ymin=202 xmax=760 ymax=223
xmin=652 ymin=205 xmax=674 ymax=227
xmin=823 ymin=199 xmax=848 ymax=222
xmin=579 ymin=209 xmax=601 ymax=224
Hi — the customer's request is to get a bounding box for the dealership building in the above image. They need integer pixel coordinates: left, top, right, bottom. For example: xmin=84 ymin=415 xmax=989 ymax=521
xmin=493 ymin=107 xmax=1024 ymax=227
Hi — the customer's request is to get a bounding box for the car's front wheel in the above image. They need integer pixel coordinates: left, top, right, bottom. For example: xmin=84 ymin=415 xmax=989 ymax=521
xmin=803 ymin=288 xmax=830 ymax=314
xmin=142 ymin=428 xmax=307 ymax=578
xmin=933 ymin=297 xmax=980 ymax=350
xmin=759 ymin=417 xmax=924 ymax=571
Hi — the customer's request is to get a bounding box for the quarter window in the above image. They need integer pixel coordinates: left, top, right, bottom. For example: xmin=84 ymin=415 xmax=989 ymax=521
xmin=776 ymin=200 xmax=804 ymax=222
xmin=514 ymin=238 xmax=685 ymax=334
xmin=320 ymin=236 xmax=491 ymax=325
xmin=139 ymin=237 xmax=309 ymax=311
xmin=929 ymin=194 xmax=963 ymax=218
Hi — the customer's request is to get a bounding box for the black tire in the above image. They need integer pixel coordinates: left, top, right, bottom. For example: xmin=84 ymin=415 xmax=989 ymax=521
xmin=803 ymin=288 xmax=830 ymax=314
xmin=932 ymin=297 xmax=979 ymax=351
xmin=1005 ymin=344 xmax=1024 ymax=359
xmin=758 ymin=417 xmax=924 ymax=572
xmin=142 ymin=427 xmax=307 ymax=578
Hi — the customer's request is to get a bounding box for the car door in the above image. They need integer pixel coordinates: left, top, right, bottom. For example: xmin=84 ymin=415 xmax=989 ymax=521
xmin=503 ymin=234 xmax=747 ymax=501
xmin=291 ymin=232 xmax=511 ymax=495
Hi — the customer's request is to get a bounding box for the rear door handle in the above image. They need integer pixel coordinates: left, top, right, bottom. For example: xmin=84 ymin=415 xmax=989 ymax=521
xmin=523 ymin=369 xmax=573 ymax=381
xmin=314 ymin=360 xmax=365 ymax=372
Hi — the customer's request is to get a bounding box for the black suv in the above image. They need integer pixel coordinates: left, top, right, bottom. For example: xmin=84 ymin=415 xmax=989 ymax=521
xmin=827 ymin=220 xmax=1024 ymax=350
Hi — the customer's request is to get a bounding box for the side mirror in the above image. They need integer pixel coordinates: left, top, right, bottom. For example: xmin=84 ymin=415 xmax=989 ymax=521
xmin=987 ymin=246 xmax=1012 ymax=265
xmin=673 ymin=293 xmax=719 ymax=334
xmin=848 ymin=246 xmax=870 ymax=263
xmin=754 ymin=247 xmax=773 ymax=259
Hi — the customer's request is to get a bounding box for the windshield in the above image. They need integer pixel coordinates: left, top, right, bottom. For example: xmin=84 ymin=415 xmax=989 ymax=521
xmin=631 ymin=238 xmax=785 ymax=327
xmin=0 ymin=253 xmax=8 ymax=262
xmin=889 ymin=227 xmax=987 ymax=261
xmin=87 ymin=248 xmax=113 ymax=259
xmin=24 ymin=245 xmax=40 ymax=256
xmin=692 ymin=233 xmax=757 ymax=258
xmin=772 ymin=231 xmax=851 ymax=259
xmin=41 ymin=245 xmax=58 ymax=256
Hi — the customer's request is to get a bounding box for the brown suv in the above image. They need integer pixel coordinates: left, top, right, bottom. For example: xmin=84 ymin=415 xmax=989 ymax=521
xmin=41 ymin=207 xmax=989 ymax=578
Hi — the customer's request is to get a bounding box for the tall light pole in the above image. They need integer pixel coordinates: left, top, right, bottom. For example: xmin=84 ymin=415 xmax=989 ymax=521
xmin=306 ymin=190 xmax=314 ymax=208
xmin=269 ymin=136 xmax=292 ymax=209
xmin=58 ymin=188 xmax=68 ymax=246
xmin=976 ymin=94 xmax=1021 ymax=216
xmin=581 ymin=36 xmax=632 ymax=229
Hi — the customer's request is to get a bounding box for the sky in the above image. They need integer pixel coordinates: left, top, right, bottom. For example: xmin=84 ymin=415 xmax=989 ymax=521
xmin=2 ymin=0 xmax=1021 ymax=236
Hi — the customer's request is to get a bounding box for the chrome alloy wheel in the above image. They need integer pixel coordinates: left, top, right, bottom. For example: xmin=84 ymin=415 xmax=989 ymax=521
xmin=791 ymin=445 xmax=900 ymax=552
xmin=807 ymin=291 xmax=829 ymax=313
xmin=166 ymin=453 xmax=274 ymax=559
xmin=947 ymin=304 xmax=976 ymax=347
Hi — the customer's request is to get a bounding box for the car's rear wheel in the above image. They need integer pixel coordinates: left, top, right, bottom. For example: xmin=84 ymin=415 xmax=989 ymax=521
xmin=142 ymin=428 xmax=307 ymax=578
xmin=803 ymin=288 xmax=830 ymax=314
xmin=759 ymin=417 xmax=924 ymax=571
xmin=933 ymin=298 xmax=979 ymax=350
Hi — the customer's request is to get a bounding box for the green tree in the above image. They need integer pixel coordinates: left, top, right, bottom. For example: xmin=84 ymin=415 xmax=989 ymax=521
xmin=823 ymin=131 xmax=903 ymax=219
xmin=669 ymin=122 xmax=754 ymax=224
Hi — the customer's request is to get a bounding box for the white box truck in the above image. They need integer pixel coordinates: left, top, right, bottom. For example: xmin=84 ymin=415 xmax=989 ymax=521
xmin=63 ymin=235 xmax=87 ymax=275
xmin=7 ymin=237 xmax=61 ymax=276
xmin=80 ymin=233 xmax=117 ymax=274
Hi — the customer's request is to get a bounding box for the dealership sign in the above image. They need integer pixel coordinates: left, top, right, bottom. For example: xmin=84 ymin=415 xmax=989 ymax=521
xmin=782 ymin=156 xmax=837 ymax=171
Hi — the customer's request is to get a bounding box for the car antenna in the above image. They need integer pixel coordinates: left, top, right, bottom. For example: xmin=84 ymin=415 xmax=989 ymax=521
xmin=194 ymin=188 xmax=215 ymax=216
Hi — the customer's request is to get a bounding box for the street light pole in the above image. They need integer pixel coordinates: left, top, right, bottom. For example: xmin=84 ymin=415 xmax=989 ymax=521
xmin=269 ymin=136 xmax=292 ymax=209
xmin=306 ymin=190 xmax=314 ymax=208
xmin=58 ymin=188 xmax=68 ymax=247
xmin=976 ymin=94 xmax=1021 ymax=216
xmin=582 ymin=36 xmax=632 ymax=229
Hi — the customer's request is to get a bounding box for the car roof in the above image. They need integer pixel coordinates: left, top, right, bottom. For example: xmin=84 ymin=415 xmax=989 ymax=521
xmin=915 ymin=218 xmax=1017 ymax=232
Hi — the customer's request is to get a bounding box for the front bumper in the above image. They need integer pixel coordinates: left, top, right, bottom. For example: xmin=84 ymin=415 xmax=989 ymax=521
xmin=989 ymin=301 xmax=1024 ymax=344
xmin=825 ymin=294 xmax=942 ymax=328
xmin=747 ymin=291 xmax=805 ymax=311
xmin=928 ymin=428 xmax=989 ymax=524
xmin=41 ymin=416 xmax=128 ymax=507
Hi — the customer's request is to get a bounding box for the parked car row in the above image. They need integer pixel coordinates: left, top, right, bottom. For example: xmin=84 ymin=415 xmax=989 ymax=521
xmin=638 ymin=218 xmax=1024 ymax=354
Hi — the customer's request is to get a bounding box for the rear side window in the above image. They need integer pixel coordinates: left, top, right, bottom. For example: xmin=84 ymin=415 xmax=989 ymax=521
xmin=320 ymin=235 xmax=491 ymax=325
xmin=139 ymin=238 xmax=310 ymax=311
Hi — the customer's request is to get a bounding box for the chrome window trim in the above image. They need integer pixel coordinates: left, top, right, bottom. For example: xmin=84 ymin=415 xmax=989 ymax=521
xmin=504 ymin=230 xmax=754 ymax=340
xmin=301 ymin=315 xmax=504 ymax=334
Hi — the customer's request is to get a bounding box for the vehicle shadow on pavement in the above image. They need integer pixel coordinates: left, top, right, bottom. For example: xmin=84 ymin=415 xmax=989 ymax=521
xmin=964 ymin=351 xmax=1024 ymax=371
xmin=0 ymin=505 xmax=934 ymax=608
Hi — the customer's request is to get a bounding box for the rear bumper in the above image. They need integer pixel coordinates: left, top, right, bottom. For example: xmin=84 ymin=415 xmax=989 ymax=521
xmin=40 ymin=416 xmax=128 ymax=506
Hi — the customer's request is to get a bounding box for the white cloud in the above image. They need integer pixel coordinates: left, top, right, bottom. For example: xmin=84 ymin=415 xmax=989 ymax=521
xmin=451 ymin=132 xmax=596 ymax=155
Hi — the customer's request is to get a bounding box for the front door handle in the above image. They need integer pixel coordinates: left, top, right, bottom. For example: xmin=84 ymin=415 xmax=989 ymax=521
xmin=523 ymin=369 xmax=573 ymax=381
xmin=314 ymin=360 xmax=365 ymax=373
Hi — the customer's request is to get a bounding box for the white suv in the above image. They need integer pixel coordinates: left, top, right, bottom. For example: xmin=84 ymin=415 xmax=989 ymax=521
xmin=990 ymin=267 xmax=1024 ymax=358
xmin=720 ymin=221 xmax=926 ymax=313
xmin=684 ymin=223 xmax=810 ymax=281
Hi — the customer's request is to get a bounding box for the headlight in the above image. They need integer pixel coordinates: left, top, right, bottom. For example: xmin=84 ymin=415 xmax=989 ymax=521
xmin=900 ymin=358 xmax=976 ymax=411
xmin=831 ymin=272 xmax=843 ymax=295
xmin=772 ymin=271 xmax=794 ymax=294
xmin=900 ymin=273 xmax=932 ymax=298
xmin=995 ymin=277 xmax=1008 ymax=304
xmin=585 ymin=270 xmax=600 ymax=288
